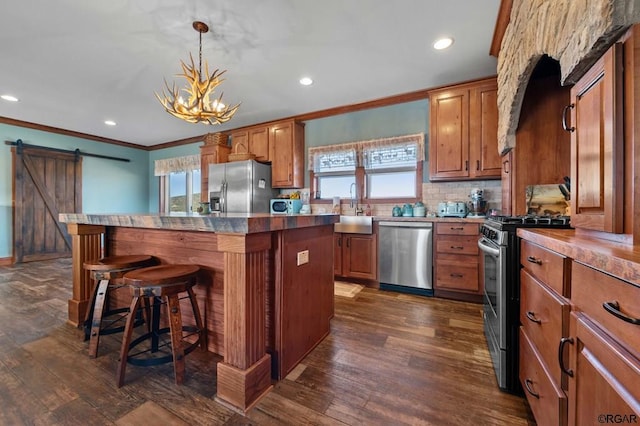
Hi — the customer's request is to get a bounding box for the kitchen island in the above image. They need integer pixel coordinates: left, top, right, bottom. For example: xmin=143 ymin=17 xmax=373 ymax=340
xmin=58 ymin=212 xmax=338 ymax=412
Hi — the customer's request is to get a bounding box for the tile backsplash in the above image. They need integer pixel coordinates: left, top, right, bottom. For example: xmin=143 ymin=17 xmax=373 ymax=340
xmin=301 ymin=179 xmax=502 ymax=217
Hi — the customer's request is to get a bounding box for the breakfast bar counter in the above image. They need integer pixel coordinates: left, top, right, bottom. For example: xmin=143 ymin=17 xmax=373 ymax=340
xmin=59 ymin=212 xmax=339 ymax=412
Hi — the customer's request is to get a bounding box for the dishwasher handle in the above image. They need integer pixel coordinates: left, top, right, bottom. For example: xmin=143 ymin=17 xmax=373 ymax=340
xmin=378 ymin=221 xmax=433 ymax=229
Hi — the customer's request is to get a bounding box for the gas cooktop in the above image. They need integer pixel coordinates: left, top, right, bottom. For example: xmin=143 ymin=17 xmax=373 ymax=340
xmin=487 ymin=214 xmax=571 ymax=226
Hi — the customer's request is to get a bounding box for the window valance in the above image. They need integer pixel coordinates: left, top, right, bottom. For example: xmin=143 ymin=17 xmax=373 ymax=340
xmin=154 ymin=154 xmax=200 ymax=176
xmin=308 ymin=133 xmax=424 ymax=172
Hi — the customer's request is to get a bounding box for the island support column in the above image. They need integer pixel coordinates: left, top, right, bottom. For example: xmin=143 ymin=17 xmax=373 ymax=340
xmin=66 ymin=223 xmax=104 ymax=327
xmin=215 ymin=232 xmax=273 ymax=412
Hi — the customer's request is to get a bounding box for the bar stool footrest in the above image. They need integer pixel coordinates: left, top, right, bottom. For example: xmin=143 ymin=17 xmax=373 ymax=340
xmin=126 ymin=325 xmax=201 ymax=367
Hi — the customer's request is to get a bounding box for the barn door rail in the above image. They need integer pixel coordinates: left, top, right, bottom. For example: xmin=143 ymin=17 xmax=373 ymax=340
xmin=5 ymin=139 xmax=130 ymax=162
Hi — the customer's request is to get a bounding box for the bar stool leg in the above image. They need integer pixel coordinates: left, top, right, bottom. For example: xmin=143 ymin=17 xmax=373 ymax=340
xmin=187 ymin=287 xmax=207 ymax=351
xmin=167 ymin=294 xmax=186 ymax=385
xmin=87 ymin=279 xmax=110 ymax=358
xmin=117 ymin=295 xmax=141 ymax=388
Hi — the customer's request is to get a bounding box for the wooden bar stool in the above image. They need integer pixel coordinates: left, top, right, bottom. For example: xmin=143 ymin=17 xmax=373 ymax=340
xmin=117 ymin=264 xmax=205 ymax=387
xmin=83 ymin=254 xmax=156 ymax=358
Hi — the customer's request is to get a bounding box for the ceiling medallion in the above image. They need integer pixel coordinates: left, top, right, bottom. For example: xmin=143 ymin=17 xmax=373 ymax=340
xmin=156 ymin=21 xmax=240 ymax=125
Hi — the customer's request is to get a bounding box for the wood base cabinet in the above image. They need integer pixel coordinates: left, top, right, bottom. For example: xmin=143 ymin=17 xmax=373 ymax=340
xmin=519 ymin=239 xmax=571 ymax=425
xmin=334 ymin=233 xmax=377 ymax=281
xmin=567 ymin=262 xmax=640 ymax=424
xmin=568 ymin=313 xmax=640 ymax=426
xmin=433 ymin=223 xmax=481 ymax=302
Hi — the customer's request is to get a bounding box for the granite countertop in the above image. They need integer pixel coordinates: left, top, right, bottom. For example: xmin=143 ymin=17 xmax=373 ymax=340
xmin=518 ymin=228 xmax=640 ymax=286
xmin=59 ymin=212 xmax=339 ymax=234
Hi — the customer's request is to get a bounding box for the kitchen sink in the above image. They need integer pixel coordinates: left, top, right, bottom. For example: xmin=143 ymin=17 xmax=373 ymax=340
xmin=334 ymin=215 xmax=373 ymax=234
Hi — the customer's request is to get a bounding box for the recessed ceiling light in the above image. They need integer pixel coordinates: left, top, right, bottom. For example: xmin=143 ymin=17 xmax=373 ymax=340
xmin=299 ymin=77 xmax=313 ymax=86
xmin=1 ymin=94 xmax=19 ymax=102
xmin=433 ymin=37 xmax=454 ymax=50
xmin=104 ymin=120 xmax=116 ymax=126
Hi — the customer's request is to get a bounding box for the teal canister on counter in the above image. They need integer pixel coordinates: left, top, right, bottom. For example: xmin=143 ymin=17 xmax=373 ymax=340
xmin=392 ymin=205 xmax=402 ymax=217
xmin=413 ymin=201 xmax=426 ymax=217
xmin=402 ymin=203 xmax=413 ymax=217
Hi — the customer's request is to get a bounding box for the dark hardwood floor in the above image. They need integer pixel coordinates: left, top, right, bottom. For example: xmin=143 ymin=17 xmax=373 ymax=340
xmin=0 ymin=258 xmax=534 ymax=425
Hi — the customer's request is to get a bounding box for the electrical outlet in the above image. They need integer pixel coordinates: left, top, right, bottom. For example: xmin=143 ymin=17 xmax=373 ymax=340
xmin=297 ymin=250 xmax=309 ymax=266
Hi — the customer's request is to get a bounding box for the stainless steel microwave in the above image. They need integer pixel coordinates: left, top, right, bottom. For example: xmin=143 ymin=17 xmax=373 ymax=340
xmin=270 ymin=199 xmax=302 ymax=214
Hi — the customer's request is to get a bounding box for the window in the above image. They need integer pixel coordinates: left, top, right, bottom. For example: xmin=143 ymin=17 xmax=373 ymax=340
xmin=155 ymin=155 xmax=201 ymax=214
xmin=363 ymin=143 xmax=418 ymax=199
xmin=309 ymin=133 xmax=424 ymax=202
xmin=166 ymin=169 xmax=201 ymax=213
xmin=312 ymin=147 xmax=356 ymax=199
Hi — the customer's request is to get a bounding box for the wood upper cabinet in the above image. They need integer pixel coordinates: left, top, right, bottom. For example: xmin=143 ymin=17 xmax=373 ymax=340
xmin=230 ymin=127 xmax=270 ymax=162
xmin=429 ymin=78 xmax=500 ymax=181
xmin=470 ymin=80 xmax=501 ymax=177
xmin=230 ymin=119 xmax=305 ymax=189
xmin=334 ymin=233 xmax=377 ymax=281
xmin=503 ymin=73 xmax=571 ymax=216
xmin=269 ymin=120 xmax=305 ymax=188
xmin=570 ymin=42 xmax=624 ymax=233
xmin=199 ymin=133 xmax=231 ymax=202
xmin=501 ymin=151 xmax=513 ymax=216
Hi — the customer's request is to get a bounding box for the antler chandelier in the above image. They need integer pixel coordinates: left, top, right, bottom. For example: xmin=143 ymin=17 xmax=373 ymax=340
xmin=156 ymin=21 xmax=240 ymax=125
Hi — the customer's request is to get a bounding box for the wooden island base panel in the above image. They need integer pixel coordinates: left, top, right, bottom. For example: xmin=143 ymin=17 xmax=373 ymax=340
xmin=59 ymin=213 xmax=338 ymax=412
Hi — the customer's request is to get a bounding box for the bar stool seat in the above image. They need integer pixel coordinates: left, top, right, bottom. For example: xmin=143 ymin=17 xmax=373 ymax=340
xmin=83 ymin=254 xmax=156 ymax=358
xmin=117 ymin=264 xmax=205 ymax=387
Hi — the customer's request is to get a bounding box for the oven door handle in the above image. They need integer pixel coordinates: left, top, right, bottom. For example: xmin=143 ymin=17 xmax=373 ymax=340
xmin=478 ymin=237 xmax=500 ymax=256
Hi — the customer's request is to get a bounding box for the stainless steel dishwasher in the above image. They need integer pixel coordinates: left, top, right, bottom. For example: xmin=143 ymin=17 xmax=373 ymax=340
xmin=378 ymin=221 xmax=433 ymax=296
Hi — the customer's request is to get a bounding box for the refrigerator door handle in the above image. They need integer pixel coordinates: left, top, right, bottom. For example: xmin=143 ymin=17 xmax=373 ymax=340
xmin=221 ymin=181 xmax=227 ymax=213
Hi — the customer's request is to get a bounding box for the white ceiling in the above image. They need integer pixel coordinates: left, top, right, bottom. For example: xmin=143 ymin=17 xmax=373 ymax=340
xmin=0 ymin=0 xmax=500 ymax=147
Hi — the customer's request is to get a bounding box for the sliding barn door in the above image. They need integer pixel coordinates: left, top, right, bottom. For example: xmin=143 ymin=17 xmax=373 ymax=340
xmin=12 ymin=147 xmax=82 ymax=262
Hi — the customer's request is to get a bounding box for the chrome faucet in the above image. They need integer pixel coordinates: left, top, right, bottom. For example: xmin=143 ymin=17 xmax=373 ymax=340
xmin=350 ymin=182 xmax=364 ymax=215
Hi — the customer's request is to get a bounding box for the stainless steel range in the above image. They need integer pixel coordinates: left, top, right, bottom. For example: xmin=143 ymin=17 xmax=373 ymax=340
xmin=478 ymin=215 xmax=571 ymax=394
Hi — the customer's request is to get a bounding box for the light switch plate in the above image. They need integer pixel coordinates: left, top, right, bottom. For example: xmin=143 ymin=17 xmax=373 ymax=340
xmin=297 ymin=250 xmax=309 ymax=266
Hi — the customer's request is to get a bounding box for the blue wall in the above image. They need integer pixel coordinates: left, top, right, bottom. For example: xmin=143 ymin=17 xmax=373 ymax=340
xmin=0 ymin=124 xmax=149 ymax=258
xmin=304 ymin=100 xmax=429 ymax=186
xmin=0 ymin=99 xmax=430 ymax=259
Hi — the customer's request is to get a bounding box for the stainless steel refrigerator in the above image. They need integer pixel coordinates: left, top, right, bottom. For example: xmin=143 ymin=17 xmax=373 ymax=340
xmin=208 ymin=160 xmax=276 ymax=213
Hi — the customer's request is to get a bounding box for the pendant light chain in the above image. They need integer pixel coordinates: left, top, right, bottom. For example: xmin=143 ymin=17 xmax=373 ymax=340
xmin=198 ymin=29 xmax=203 ymax=80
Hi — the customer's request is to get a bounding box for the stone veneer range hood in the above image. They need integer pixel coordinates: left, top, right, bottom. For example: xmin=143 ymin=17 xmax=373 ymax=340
xmin=496 ymin=0 xmax=640 ymax=154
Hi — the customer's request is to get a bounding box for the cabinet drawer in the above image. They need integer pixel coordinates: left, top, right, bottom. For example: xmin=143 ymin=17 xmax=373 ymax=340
xmin=435 ymin=259 xmax=479 ymax=292
xmin=435 ymin=236 xmax=479 ymax=255
xmin=519 ymin=328 xmax=568 ymax=426
xmin=520 ymin=240 xmax=569 ymax=296
xmin=520 ymin=270 xmax=570 ymax=387
xmin=435 ymin=223 xmax=479 ymax=236
xmin=572 ymin=262 xmax=640 ymax=359
xmin=569 ymin=313 xmax=640 ymax=425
